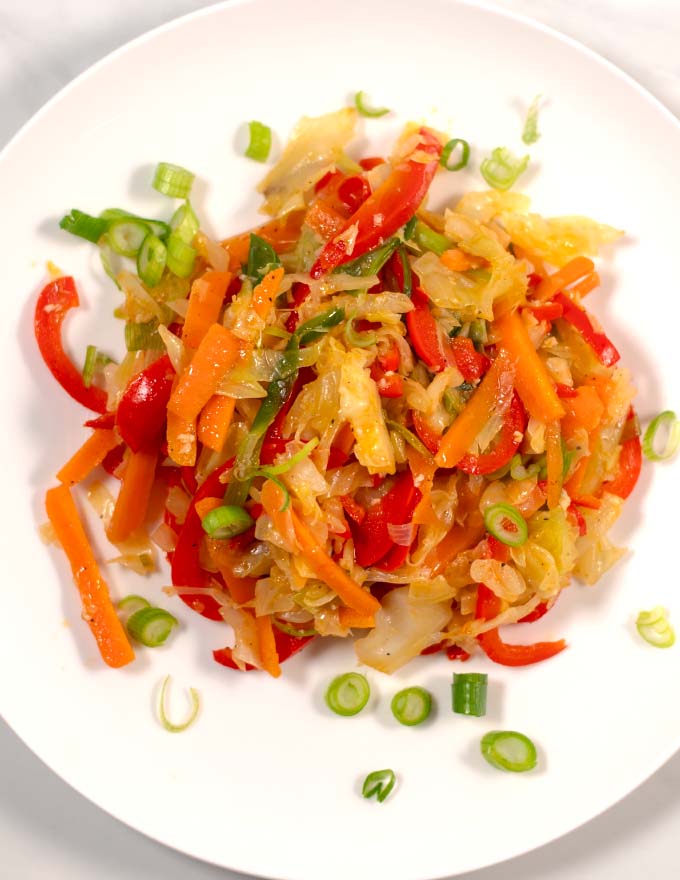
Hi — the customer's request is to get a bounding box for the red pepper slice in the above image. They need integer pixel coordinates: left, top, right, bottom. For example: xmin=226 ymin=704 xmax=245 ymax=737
xmin=406 ymin=288 xmax=454 ymax=373
xmin=84 ymin=412 xmax=116 ymax=429
xmin=457 ymin=394 xmax=526 ymax=475
xmin=554 ymin=292 xmax=620 ymax=367
xmin=519 ymin=596 xmax=559 ymax=623
xmin=524 ymin=302 xmax=564 ymax=322
xmin=284 ymin=282 xmax=311 ymax=333
xmin=376 ymin=374 xmax=404 ymax=398
xmin=337 ymin=175 xmax=371 ymax=213
xmin=115 ymin=354 xmax=175 ymax=453
xmin=359 ymin=156 xmax=386 ymax=171
xmin=567 ymin=502 xmax=588 ymax=536
xmin=213 ymin=629 xmax=314 ymax=671
xmin=449 ymin=336 xmax=490 ymax=382
xmin=377 ymin=341 xmax=400 ymax=373
xmin=34 ymin=276 xmax=108 ymax=413
xmin=349 ymin=470 xmax=422 ymax=568
xmin=310 ymin=128 xmax=442 ymax=278
xmin=602 ymin=435 xmax=642 ymax=499
xmin=475 ymin=583 xmax=567 ymax=666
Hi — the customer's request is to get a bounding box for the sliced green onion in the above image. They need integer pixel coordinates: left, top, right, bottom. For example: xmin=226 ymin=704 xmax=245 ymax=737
xmin=166 ymin=232 xmax=196 ymax=278
xmin=125 ymin=320 xmax=163 ymax=352
xmin=484 ymin=503 xmax=528 ymax=547
xmin=107 ymin=218 xmax=152 ymax=258
xmin=169 ymin=200 xmax=199 ymax=245
xmin=137 ymin=234 xmax=167 ymax=288
xmin=158 ymin=675 xmax=200 ymax=733
xmin=152 ymin=162 xmax=195 ymax=199
xmin=480 ymin=147 xmax=529 ymax=192
xmin=509 ymin=453 xmax=542 ymax=481
xmin=264 ymin=474 xmax=291 ymax=512
xmin=642 ymin=410 xmax=680 ymax=462
xmin=325 ymin=672 xmax=370 ymax=716
xmin=452 ymin=672 xmax=487 ymax=716
xmin=469 ymin=319 xmax=488 ymax=346
xmin=340 ymin=236 xmax=399 ymax=278
xmin=386 ymin=420 xmax=433 ymax=460
xmin=256 ymin=437 xmax=319 ymax=477
xmin=294 ymin=306 xmax=345 ymax=346
xmin=201 ymin=505 xmax=254 ymax=540
xmin=246 ymin=233 xmax=282 ymax=285
xmin=398 ymin=244 xmax=412 ymax=297
xmin=440 ymin=138 xmax=470 ymax=172
xmin=59 ymin=209 xmax=108 ymax=243
xmin=522 ymin=95 xmax=542 ymax=145
xmin=100 ymin=208 xmax=171 ymax=240
xmin=391 ymin=686 xmax=432 ymax=726
xmin=245 ymin=120 xmax=272 ymax=162
xmin=117 ymin=595 xmax=151 ymax=616
xmin=362 ymin=769 xmax=396 ymax=803
xmin=636 ymin=606 xmax=675 ymax=648
xmin=272 ymin=618 xmax=317 ymax=638
xmin=481 ymin=730 xmax=537 ymax=772
xmin=127 ymin=607 xmax=178 ymax=647
xmin=99 ymin=236 xmax=121 ymax=288
xmin=345 ymin=316 xmax=377 ymax=349
xmin=263 ymin=326 xmax=292 ymax=340
xmin=403 ymin=215 xmax=417 ymax=240
xmin=82 ymin=345 xmax=99 ymax=388
xmin=354 ymin=91 xmax=390 ymax=118
xmin=412 ymin=221 xmax=452 ymax=256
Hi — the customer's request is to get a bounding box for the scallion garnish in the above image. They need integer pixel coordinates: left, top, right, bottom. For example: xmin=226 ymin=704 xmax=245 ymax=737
xmin=403 ymin=215 xmax=417 ymax=240
xmin=440 ymin=138 xmax=470 ymax=172
xmin=345 ymin=316 xmax=377 ymax=349
xmin=354 ymin=91 xmax=390 ymax=118
xmin=117 ymin=594 xmax=151 ymax=616
xmin=201 ymin=505 xmax=254 ymax=540
xmin=169 ymin=200 xmax=199 ymax=245
xmin=480 ymin=147 xmax=529 ymax=191
xmin=99 ymin=236 xmax=121 ymax=288
xmin=452 ymin=672 xmax=487 ymax=716
xmin=99 ymin=208 xmax=171 ymax=240
xmin=398 ymin=244 xmax=412 ymax=297
xmin=636 ymin=606 xmax=675 ymax=648
xmin=386 ymin=420 xmax=433 ymax=460
xmin=124 ymin=320 xmax=163 ymax=352
xmin=152 ymin=162 xmax=195 ymax=199
xmin=166 ymin=232 xmax=196 ymax=278
xmin=59 ymin=209 xmax=108 ymax=243
xmin=362 ymin=769 xmax=396 ymax=803
xmin=325 ymin=672 xmax=370 ymax=716
xmin=522 ymin=95 xmax=542 ymax=145
xmin=137 ymin=234 xmax=167 ymax=288
xmin=411 ymin=220 xmax=452 ymax=256
xmin=481 ymin=730 xmax=537 ymax=772
xmin=245 ymin=121 xmax=273 ymax=162
xmin=642 ymin=410 xmax=680 ymax=462
xmin=390 ymin=686 xmax=432 ymax=726
xmin=246 ymin=233 xmax=282 ymax=286
xmin=509 ymin=453 xmax=542 ymax=481
xmin=483 ymin=503 xmax=528 ymax=547
xmin=82 ymin=345 xmax=98 ymax=389
xmin=107 ymin=217 xmax=152 ymax=258
xmin=127 ymin=607 xmax=178 ymax=647
xmin=272 ymin=618 xmax=317 ymax=638
xmin=158 ymin=675 xmax=201 ymax=733
xmin=255 ymin=437 xmax=319 ymax=478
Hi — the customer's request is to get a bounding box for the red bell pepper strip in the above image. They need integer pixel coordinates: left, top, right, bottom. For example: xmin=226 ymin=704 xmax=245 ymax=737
xmin=34 ymin=276 xmax=108 ymax=413
xmin=449 ymin=336 xmax=489 ymax=382
xmin=337 ymin=175 xmax=371 ymax=213
xmin=349 ymin=469 xmax=422 ymax=568
xmin=359 ymin=157 xmax=386 ymax=171
xmin=524 ymin=302 xmax=564 ymax=322
xmin=84 ymin=411 xmax=116 ymax=429
xmin=475 ymin=583 xmax=567 ymax=666
xmin=406 ymin=288 xmax=454 ymax=373
xmin=602 ymin=435 xmax=642 ymax=499
xmin=115 ymin=354 xmax=175 ymax=453
xmin=457 ymin=394 xmax=526 ymax=475
xmin=519 ymin=595 xmax=559 ymax=623
xmin=213 ymin=629 xmax=314 ymax=671
xmin=310 ymin=128 xmax=443 ymax=278
xmin=567 ymin=502 xmax=588 ymax=537
xmin=554 ymin=292 xmax=620 ymax=367
xmin=376 ymin=374 xmax=404 ymax=398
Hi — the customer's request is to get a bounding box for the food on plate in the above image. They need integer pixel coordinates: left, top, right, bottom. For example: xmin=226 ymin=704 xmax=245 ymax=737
xmin=40 ymin=106 xmax=643 ymax=678
xmin=480 ymin=730 xmax=537 ymax=773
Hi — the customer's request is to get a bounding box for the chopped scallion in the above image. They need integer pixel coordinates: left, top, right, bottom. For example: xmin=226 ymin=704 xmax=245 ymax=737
xmin=137 ymin=234 xmax=167 ymax=288
xmin=345 ymin=316 xmax=377 ymax=349
xmin=256 ymin=437 xmax=319 ymax=477
xmin=169 ymin=200 xmax=199 ymax=245
xmin=440 ymin=138 xmax=470 ymax=172
xmin=59 ymin=209 xmax=108 ymax=243
xmin=642 ymin=410 xmax=680 ymax=462
xmin=636 ymin=606 xmax=675 ymax=648
xmin=117 ymin=595 xmax=150 ymax=616
xmin=325 ymin=672 xmax=370 ymax=716
xmin=481 ymin=730 xmax=537 ymax=772
xmin=201 ymin=505 xmax=254 ymax=540
xmin=411 ymin=221 xmax=452 ymax=256
xmin=272 ymin=618 xmax=317 ymax=638
xmin=522 ymin=95 xmax=542 ymax=145
xmin=246 ymin=233 xmax=282 ymax=286
xmin=82 ymin=345 xmax=99 ymax=389
xmin=127 ymin=607 xmax=178 ymax=647
xmin=484 ymin=503 xmax=528 ymax=547
xmin=362 ymin=769 xmax=396 ymax=803
xmin=158 ymin=675 xmax=200 ymax=733
xmin=391 ymin=686 xmax=432 ymax=726
xmin=245 ymin=120 xmax=273 ymax=162
xmin=452 ymin=672 xmax=487 ymax=716
xmin=107 ymin=217 xmax=152 ymax=258
xmin=480 ymin=147 xmax=529 ymax=191
xmin=166 ymin=232 xmax=196 ymax=278
xmin=354 ymin=91 xmax=390 ymax=118
xmin=100 ymin=208 xmax=171 ymax=240
xmin=398 ymin=244 xmax=412 ymax=297
xmin=125 ymin=320 xmax=163 ymax=352
xmin=152 ymin=162 xmax=195 ymax=199
xmin=386 ymin=420 xmax=433 ymax=460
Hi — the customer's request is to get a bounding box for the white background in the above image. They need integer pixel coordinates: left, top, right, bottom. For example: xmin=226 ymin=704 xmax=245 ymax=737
xmin=1 ymin=1 xmax=679 ymax=878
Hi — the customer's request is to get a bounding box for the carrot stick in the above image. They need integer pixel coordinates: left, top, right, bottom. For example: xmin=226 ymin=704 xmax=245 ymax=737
xmin=206 ymin=538 xmax=257 ymax=604
xmin=221 ymin=210 xmax=306 ymax=272
xmin=435 ymin=349 xmax=516 ymax=469
xmin=57 ymin=429 xmax=120 ymax=485
xmin=495 ymin=310 xmax=565 ymax=424
xmin=251 ymin=266 xmax=285 ymax=320
xmin=534 ymin=256 xmax=595 ymax=302
xmin=45 ymin=484 xmax=134 ymax=668
xmin=569 ymin=271 xmax=600 ymax=299
xmin=169 ymin=324 xmax=241 ymax=423
xmin=197 ymin=395 xmax=235 ymax=452
xmin=194 ymin=496 xmax=223 ymax=520
xmin=440 ymin=248 xmax=476 ymax=272
xmin=166 ymin=410 xmax=197 ymax=467
xmin=182 ymin=270 xmax=232 ymax=349
xmin=107 ymin=448 xmax=158 ymax=543
xmin=424 ymin=523 xmax=486 ymax=577
xmin=305 ymin=199 xmax=346 ymax=241
xmin=405 ymin=446 xmax=439 ymax=526
xmin=254 ymin=614 xmax=281 ymax=678
xmin=338 ymin=607 xmax=376 ymax=629
xmin=545 ymin=420 xmax=564 ymax=510
xmin=261 ymin=480 xmax=380 ymax=617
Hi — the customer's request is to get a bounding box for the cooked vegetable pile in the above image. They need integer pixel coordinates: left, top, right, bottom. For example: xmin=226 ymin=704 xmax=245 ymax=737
xmin=39 ymin=106 xmax=642 ymax=677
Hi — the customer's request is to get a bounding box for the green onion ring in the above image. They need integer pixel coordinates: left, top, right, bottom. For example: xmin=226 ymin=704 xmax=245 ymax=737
xmin=636 ymin=606 xmax=675 ymax=648
xmin=158 ymin=675 xmax=201 ymax=733
xmin=201 ymin=505 xmax=254 ymax=540
xmin=452 ymin=672 xmax=487 ymax=717
xmin=152 ymin=162 xmax=195 ymax=199
xmin=362 ymin=769 xmax=396 ymax=802
xmin=354 ymin=91 xmax=390 ymax=118
xmin=245 ymin=121 xmax=273 ymax=162
xmin=483 ymin=503 xmax=528 ymax=547
xmin=642 ymin=410 xmax=680 ymax=462
xmin=481 ymin=730 xmax=537 ymax=772
xmin=325 ymin=672 xmax=370 ymax=716
xmin=391 ymin=686 xmax=432 ymax=726
xmin=440 ymin=138 xmax=470 ymax=171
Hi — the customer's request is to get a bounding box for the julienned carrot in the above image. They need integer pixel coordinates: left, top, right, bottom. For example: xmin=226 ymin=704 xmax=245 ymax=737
xmin=424 ymin=523 xmax=486 ymax=577
xmin=305 ymin=199 xmax=346 ymax=241
xmin=194 ymin=496 xmax=223 ymax=520
xmin=107 ymin=448 xmax=158 ymax=543
xmin=166 ymin=409 xmax=196 ymax=466
xmin=405 ymin=446 xmax=439 ymax=526
xmin=206 ymin=538 xmax=257 ymax=604
xmin=261 ymin=481 xmax=380 ymax=617
xmin=57 ymin=429 xmax=120 ymax=485
xmin=570 ymin=272 xmax=600 ymax=299
xmin=495 ymin=310 xmax=565 ymax=424
xmin=182 ymin=271 xmax=232 ymax=349
xmin=560 ymin=385 xmax=604 ymax=440
xmin=435 ymin=349 xmax=516 ymax=469
xmin=45 ymin=484 xmax=135 ymax=668
xmin=254 ymin=614 xmax=281 ymax=678
xmin=169 ymin=323 xmax=241 ymax=423
xmin=197 ymin=395 xmax=235 ymax=452
xmin=252 ymin=266 xmax=285 ymax=320
xmin=545 ymin=420 xmax=564 ymax=510
xmin=221 ymin=210 xmax=306 ymax=271
xmin=534 ymin=256 xmax=595 ymax=302
xmin=338 ymin=607 xmax=376 ymax=629
xmin=440 ymin=248 xmax=476 ymax=272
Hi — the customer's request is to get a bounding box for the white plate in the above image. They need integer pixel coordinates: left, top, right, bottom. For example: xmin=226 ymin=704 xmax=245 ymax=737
xmin=1 ymin=1 xmax=679 ymax=878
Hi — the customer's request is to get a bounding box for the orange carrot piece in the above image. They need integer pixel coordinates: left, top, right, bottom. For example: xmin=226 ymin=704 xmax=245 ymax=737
xmin=221 ymin=210 xmax=306 ymax=272
xmin=561 ymin=386 xmax=604 ymax=440
xmin=252 ymin=266 xmax=285 ymax=320
xmin=194 ymin=496 xmax=223 ymax=520
xmin=169 ymin=324 xmax=241 ymax=423
xmin=440 ymin=248 xmax=476 ymax=272
xmin=435 ymin=349 xmax=516 ymax=469
xmin=206 ymin=538 xmax=257 ymax=604
xmin=182 ymin=270 xmax=232 ymax=350
xmin=57 ymin=429 xmax=120 ymax=485
xmin=166 ymin=410 xmax=197 ymax=466
xmin=495 ymin=310 xmax=565 ymax=424
xmin=107 ymin=448 xmax=158 ymax=543
xmin=197 ymin=395 xmax=235 ymax=452
xmin=261 ymin=481 xmax=380 ymax=617
xmin=424 ymin=524 xmax=486 ymax=577
xmin=255 ymin=614 xmax=281 ymax=678
xmin=534 ymin=256 xmax=595 ymax=302
xmin=545 ymin=420 xmax=564 ymax=510
xmin=45 ymin=484 xmax=135 ymax=668
xmin=305 ymin=199 xmax=347 ymax=241
xmin=406 ymin=446 xmax=439 ymax=526
xmin=338 ymin=607 xmax=376 ymax=629
xmin=569 ymin=271 xmax=600 ymax=299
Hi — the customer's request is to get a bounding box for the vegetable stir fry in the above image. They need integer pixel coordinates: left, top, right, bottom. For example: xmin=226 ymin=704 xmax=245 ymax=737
xmin=39 ymin=107 xmax=640 ymax=676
